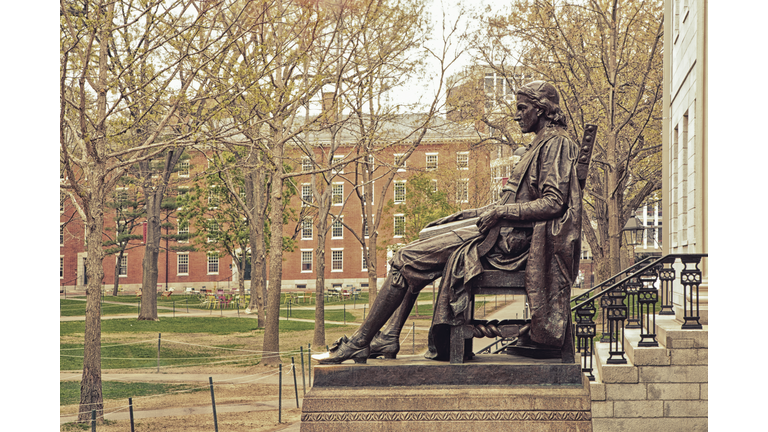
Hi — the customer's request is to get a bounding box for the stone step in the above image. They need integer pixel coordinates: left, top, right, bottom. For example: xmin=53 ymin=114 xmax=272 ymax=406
xmin=655 ymin=315 xmax=708 ymax=349
xmin=593 ymin=340 xmax=637 ymax=384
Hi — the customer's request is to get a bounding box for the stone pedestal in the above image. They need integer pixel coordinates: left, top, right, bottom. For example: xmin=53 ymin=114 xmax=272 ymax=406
xmin=301 ymin=354 xmax=592 ymax=431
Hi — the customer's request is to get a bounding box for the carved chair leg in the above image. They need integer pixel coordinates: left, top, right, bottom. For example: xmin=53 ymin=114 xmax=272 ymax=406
xmin=450 ymin=325 xmax=465 ymax=364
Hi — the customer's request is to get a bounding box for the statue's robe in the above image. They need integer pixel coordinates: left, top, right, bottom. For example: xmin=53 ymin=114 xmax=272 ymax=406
xmin=424 ymin=124 xmax=582 ymax=359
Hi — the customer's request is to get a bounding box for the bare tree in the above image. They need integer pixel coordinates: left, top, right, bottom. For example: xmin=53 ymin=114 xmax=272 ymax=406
xmin=60 ymin=0 xmax=232 ymax=421
xmin=470 ymin=0 xmax=664 ymax=279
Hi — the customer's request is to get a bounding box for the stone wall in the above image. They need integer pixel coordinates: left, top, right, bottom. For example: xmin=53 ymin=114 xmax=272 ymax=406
xmin=589 ymin=316 xmax=707 ymax=431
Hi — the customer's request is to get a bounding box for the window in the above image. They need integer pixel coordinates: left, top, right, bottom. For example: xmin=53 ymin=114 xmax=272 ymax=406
xmin=60 ymin=256 xmax=64 ymax=279
xmin=426 ymin=153 xmax=438 ymax=170
xmin=394 ymin=154 xmax=406 ymax=172
xmin=302 ymin=218 xmax=313 ymax=240
xmin=118 ymin=256 xmax=127 ymax=277
xmin=178 ymin=220 xmax=189 ymax=243
xmin=302 ymin=157 xmax=312 ymax=172
xmin=115 ymin=187 xmax=129 ymax=204
xmin=301 ymin=184 xmax=312 ymax=207
xmin=363 ymin=217 xmax=372 ymax=237
xmin=457 ymin=179 xmax=469 ymax=203
xmin=60 ymin=224 xmax=64 ymax=246
xmin=362 ymin=248 xmax=368 ymax=271
xmin=178 ymin=161 xmax=190 ymax=177
xmin=332 ymin=183 xmax=343 ymax=205
xmin=394 ymin=214 xmax=405 ymax=238
xmin=301 ymin=250 xmax=313 ymax=272
xmin=177 ymin=253 xmax=189 ymax=275
xmin=208 ymin=187 xmax=220 ymax=208
xmin=367 ymin=154 xmax=375 ymax=173
xmin=207 ymin=220 xmax=219 ymax=243
xmin=457 ymin=152 xmax=469 ymax=169
xmin=394 ymin=180 xmax=406 ymax=204
xmin=331 ymin=249 xmax=343 ymax=272
xmin=331 ymin=218 xmax=343 ymax=239
xmin=431 ymin=179 xmax=438 ymax=193
xmin=332 ymin=155 xmax=345 ymax=174
xmin=207 ymin=253 xmax=219 ymax=275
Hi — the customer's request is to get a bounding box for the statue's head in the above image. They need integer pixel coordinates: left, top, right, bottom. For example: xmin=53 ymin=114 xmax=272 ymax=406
xmin=515 ymin=80 xmax=567 ymax=132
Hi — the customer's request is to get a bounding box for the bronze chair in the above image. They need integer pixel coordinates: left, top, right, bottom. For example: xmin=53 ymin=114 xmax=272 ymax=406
xmin=447 ymin=124 xmax=597 ymax=364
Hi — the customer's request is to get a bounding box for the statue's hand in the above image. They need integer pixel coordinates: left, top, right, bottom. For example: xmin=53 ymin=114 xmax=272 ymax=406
xmin=477 ymin=207 xmax=500 ymax=234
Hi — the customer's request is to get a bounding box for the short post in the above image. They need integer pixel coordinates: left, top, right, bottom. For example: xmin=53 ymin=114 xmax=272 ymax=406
xmin=278 ymin=364 xmax=283 ymax=423
xmin=300 ymin=346 xmax=306 ymax=395
xmin=129 ymin=397 xmax=135 ymax=432
xmin=186 ymin=297 xmax=189 ymax=313
xmin=363 ymin=304 xmax=366 ymax=320
xmin=292 ymin=357 xmax=299 ymax=408
xmin=308 ymin=343 xmax=312 ymax=387
xmin=343 ymin=303 xmax=346 ymax=325
xmin=157 ymin=333 xmax=161 ymax=373
xmin=412 ymin=322 xmax=415 ymax=354
xmin=91 ymin=409 xmax=96 ymax=432
xmin=173 ymin=300 xmax=175 ymax=318
xmin=209 ymin=377 xmax=219 ymax=432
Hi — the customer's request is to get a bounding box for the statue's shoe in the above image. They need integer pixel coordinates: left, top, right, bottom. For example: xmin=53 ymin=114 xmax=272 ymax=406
xmin=312 ymin=335 xmax=370 ymax=364
xmin=369 ymin=332 xmax=400 ymax=359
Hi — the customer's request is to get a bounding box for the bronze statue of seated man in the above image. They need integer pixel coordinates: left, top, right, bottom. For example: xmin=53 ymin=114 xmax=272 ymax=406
xmin=314 ymin=80 xmax=583 ymax=364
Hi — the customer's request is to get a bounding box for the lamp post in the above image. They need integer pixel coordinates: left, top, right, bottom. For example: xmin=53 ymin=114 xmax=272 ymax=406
xmin=621 ymin=216 xmax=645 ymax=270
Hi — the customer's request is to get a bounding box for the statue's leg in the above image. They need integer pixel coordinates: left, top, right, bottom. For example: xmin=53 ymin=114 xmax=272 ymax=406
xmin=369 ymin=290 xmax=420 ymax=359
xmin=316 ymin=271 xmax=407 ymax=364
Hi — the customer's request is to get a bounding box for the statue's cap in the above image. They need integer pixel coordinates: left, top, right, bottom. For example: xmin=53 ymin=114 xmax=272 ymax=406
xmin=517 ymin=80 xmax=559 ymax=106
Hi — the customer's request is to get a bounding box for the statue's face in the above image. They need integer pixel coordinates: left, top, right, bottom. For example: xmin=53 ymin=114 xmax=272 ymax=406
xmin=514 ymin=94 xmax=541 ymax=134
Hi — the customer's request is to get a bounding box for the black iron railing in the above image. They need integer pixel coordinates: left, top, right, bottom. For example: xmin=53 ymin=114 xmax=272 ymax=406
xmin=570 ymin=253 xmax=707 ymax=381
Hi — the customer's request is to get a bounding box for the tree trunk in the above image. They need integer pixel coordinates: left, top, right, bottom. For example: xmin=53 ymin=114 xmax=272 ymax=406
xmin=245 ymin=166 xmax=266 ymax=328
xmin=263 ymin=145 xmax=285 ymax=365
xmin=139 ymin=189 xmax=164 ymax=320
xmin=111 ymin=249 xmax=123 ymax=296
xmin=313 ymin=194 xmax=329 ymax=348
xmin=79 ymin=186 xmax=107 ymax=422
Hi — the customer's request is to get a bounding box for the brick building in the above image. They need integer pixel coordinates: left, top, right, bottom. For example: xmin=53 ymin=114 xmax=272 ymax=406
xmin=59 ymin=116 xmax=494 ymax=294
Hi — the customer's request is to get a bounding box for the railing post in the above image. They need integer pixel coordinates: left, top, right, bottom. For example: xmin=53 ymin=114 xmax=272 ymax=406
xmin=624 ymin=273 xmax=642 ymax=329
xmin=574 ymin=292 xmax=596 ymax=381
xmin=605 ymin=282 xmax=627 ymax=364
xmin=637 ymin=264 xmax=660 ymax=347
xmin=658 ymin=262 xmax=676 ymax=315
xmin=680 ymin=256 xmax=704 ymax=329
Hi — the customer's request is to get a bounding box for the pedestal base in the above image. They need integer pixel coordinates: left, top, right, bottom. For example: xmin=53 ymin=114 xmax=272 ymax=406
xmin=301 ymin=354 xmax=592 ymax=432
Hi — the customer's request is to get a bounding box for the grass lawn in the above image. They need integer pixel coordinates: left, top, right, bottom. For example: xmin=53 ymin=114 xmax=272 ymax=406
xmin=60 ymin=381 xmax=203 ymax=406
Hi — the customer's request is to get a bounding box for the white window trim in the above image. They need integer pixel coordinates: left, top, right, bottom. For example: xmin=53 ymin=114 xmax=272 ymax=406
xmin=117 ymin=255 xmax=128 ymax=278
xmin=302 ymin=217 xmax=313 ymax=240
xmin=332 ymin=182 xmax=344 ymax=206
xmin=331 ymin=216 xmax=344 ymax=239
xmin=207 ymin=220 xmax=219 ymax=243
xmin=394 ymin=180 xmax=406 ymax=204
xmin=393 ymin=214 xmax=405 ymax=238
xmin=207 ymin=253 xmax=220 ymax=275
xmin=301 ymin=183 xmax=312 ymax=207
xmin=457 ymin=178 xmax=469 ymax=203
xmin=332 ymin=155 xmax=345 ymax=174
xmin=301 ymin=156 xmax=312 ymax=172
xmin=331 ymin=248 xmax=344 ymax=272
xmin=361 ymin=247 xmax=368 ymax=271
xmin=394 ymin=153 xmax=406 ymax=172
xmin=178 ymin=220 xmax=189 ymax=243
xmin=177 ymin=253 xmax=189 ymax=276
xmin=178 ymin=161 xmax=190 ymax=178
xmin=300 ymin=249 xmax=313 ymax=273
xmin=457 ymin=151 xmax=469 ymax=170
xmin=60 ymin=255 xmax=64 ymax=279
xmin=425 ymin=152 xmax=438 ymax=170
